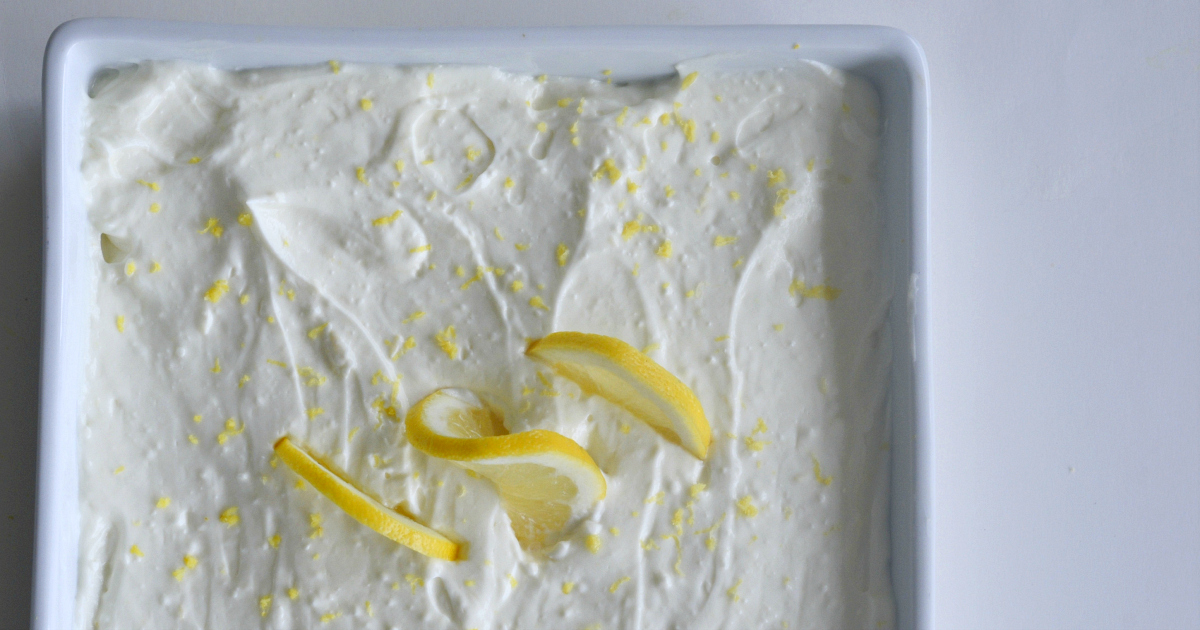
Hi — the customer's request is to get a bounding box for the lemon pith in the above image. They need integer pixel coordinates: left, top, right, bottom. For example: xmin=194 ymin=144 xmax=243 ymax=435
xmin=405 ymin=388 xmax=606 ymax=549
xmin=273 ymin=436 xmax=460 ymax=561
xmin=525 ymin=332 xmax=712 ymax=459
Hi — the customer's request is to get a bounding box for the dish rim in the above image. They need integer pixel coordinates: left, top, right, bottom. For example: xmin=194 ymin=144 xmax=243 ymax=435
xmin=37 ymin=18 xmax=931 ymax=629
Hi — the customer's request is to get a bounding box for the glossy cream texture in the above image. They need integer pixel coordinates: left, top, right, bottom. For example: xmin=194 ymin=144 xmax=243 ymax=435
xmin=78 ymin=60 xmax=893 ymax=629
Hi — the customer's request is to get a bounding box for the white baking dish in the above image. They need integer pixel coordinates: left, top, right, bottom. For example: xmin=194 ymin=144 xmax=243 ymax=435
xmin=37 ymin=19 xmax=931 ymax=629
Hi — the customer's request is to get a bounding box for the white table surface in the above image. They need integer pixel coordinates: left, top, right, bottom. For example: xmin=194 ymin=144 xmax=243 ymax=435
xmin=2 ymin=1 xmax=1197 ymax=628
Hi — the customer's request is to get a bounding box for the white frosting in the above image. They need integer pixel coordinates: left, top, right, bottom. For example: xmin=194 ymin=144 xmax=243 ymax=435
xmin=78 ymin=60 xmax=893 ymax=629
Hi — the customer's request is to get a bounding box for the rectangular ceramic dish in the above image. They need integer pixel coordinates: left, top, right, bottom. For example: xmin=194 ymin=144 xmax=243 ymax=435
xmin=37 ymin=19 xmax=931 ymax=629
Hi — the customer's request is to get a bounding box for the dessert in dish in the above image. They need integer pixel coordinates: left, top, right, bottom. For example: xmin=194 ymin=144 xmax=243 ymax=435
xmin=78 ymin=58 xmax=893 ymax=628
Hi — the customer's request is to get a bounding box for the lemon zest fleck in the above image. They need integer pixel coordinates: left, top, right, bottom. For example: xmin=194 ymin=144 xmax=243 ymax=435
xmin=736 ymin=495 xmax=760 ymax=518
xmin=198 ymin=218 xmax=223 ymax=238
xmin=435 ymin=325 xmax=459 ymax=359
xmin=372 ymin=209 xmax=403 ymax=226
xmin=219 ymin=506 xmax=239 ymax=527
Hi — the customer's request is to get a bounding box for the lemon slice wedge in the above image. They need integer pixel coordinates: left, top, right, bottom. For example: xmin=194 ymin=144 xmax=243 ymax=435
xmin=405 ymin=388 xmax=606 ymax=549
xmin=526 ymin=331 xmax=712 ymax=459
xmin=273 ymin=436 xmax=460 ymax=561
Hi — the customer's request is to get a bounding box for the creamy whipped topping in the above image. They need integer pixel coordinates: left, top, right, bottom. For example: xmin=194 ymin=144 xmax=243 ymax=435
xmin=78 ymin=59 xmax=893 ymax=629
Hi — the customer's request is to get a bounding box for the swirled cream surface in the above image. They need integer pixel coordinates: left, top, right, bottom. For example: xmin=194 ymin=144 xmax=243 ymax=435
xmin=78 ymin=60 xmax=893 ymax=629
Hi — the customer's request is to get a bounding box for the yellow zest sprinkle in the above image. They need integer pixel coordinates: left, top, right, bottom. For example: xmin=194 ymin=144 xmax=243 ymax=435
xmin=680 ymin=118 xmax=696 ymax=142
xmin=641 ymin=343 xmax=659 ymax=354
xmin=737 ymin=495 xmax=759 ymax=518
xmin=537 ymin=74 xmax=547 ymax=83
xmin=306 ymin=407 xmax=324 ymax=420
xmin=789 ymin=279 xmax=841 ymax=300
xmin=187 ymin=156 xmax=202 ymax=165
xmin=504 ymin=177 xmax=515 ymax=189
xmin=619 ymin=422 xmax=630 ymax=434
xmin=562 ymin=581 xmax=575 ymax=594
xmin=714 ymin=335 xmax=729 ymax=342
xmin=463 ymin=579 xmax=476 ymax=587
xmin=807 ymin=157 xmax=816 ymax=172
xmin=754 ymin=418 xmax=768 ymax=434
xmin=569 ymin=120 xmax=579 ymax=135
xmin=395 ymin=159 xmax=406 ymax=173
xmin=266 ymin=359 xmax=288 ymax=368
xmin=126 ymin=544 xmax=143 ymax=558
xmin=123 ymin=260 xmax=136 ymax=276
xmin=269 ymin=534 xmax=281 ymax=549
xmin=773 ymin=323 xmax=785 ymax=332
xmin=680 ymin=71 xmax=698 ymax=89
xmin=409 ymin=244 xmax=431 ymax=254
xmin=632 ymin=263 xmax=640 ymax=277
xmin=427 ymin=190 xmax=438 ymax=201
xmin=744 ymin=436 xmax=770 ymax=452
xmin=183 ymin=554 xmax=198 ymax=569
xmin=297 ymin=366 xmax=327 ymax=387
xmin=435 ymin=325 xmax=459 ymax=359
xmin=426 ymin=73 xmax=435 ymax=88
xmin=219 ymin=506 xmax=239 ymax=527
xmin=655 ymin=240 xmax=672 ymax=258
xmin=329 ymin=60 xmax=341 ymax=73
xmin=307 ymin=322 xmax=329 ymax=339
xmin=465 ymin=145 xmax=483 ymax=162
xmin=171 ymin=567 xmax=186 ymax=581
xmin=645 ymin=491 xmax=665 ymax=505
xmin=749 ymin=163 xmax=758 ymax=172
xmin=585 ymin=534 xmax=602 ymax=554
xmin=626 ymin=178 xmax=640 ymax=194
xmin=733 ymin=257 xmax=744 ymax=268
xmin=773 ymin=188 xmax=796 ymax=217
xmin=238 ymin=293 xmax=248 ymax=304
xmin=713 ymin=235 xmax=738 ymax=247
xmin=572 ymin=136 xmax=581 ymax=147
xmin=689 ymin=483 xmax=707 ymax=498
xmin=136 ymin=179 xmax=160 ymax=191
xmin=237 ymin=373 xmax=250 ymax=388
xmin=659 ymin=113 xmax=672 ymax=126
xmin=359 ymin=98 xmax=373 ymax=111
xmin=729 ymin=191 xmax=741 ymax=201
xmin=593 ymin=158 xmax=622 ymax=183
xmin=510 ymin=280 xmax=524 ymax=292
xmin=211 ymin=358 xmax=221 ymax=373
xmin=493 ymin=227 xmax=505 ymax=240
xmin=711 ymin=130 xmax=721 ymax=143
xmin=727 ymin=578 xmax=743 ymax=602
xmin=198 ymin=217 xmax=223 ymax=238
xmin=556 ymin=243 xmax=570 ymax=267
xmin=536 ymin=121 xmax=548 ymax=133
xmin=508 ymin=574 xmax=519 ymax=589
xmin=460 ymin=266 xmax=484 ymax=290
xmin=610 ymin=577 xmax=631 ymax=593
xmin=148 ymin=202 xmax=161 ymax=214
xmin=622 ymin=219 xmax=643 ymax=240
xmin=115 ymin=315 xmax=125 ymax=333
xmin=372 ymin=209 xmax=403 ymax=226
xmin=767 ymin=168 xmax=787 ymax=187
xmin=258 ymin=594 xmax=272 ymax=617
xmin=812 ymin=454 xmax=833 ymax=485
xmin=529 ymin=295 xmax=549 ymax=311
xmin=183 ymin=434 xmax=197 ymax=445
xmin=616 ymin=106 xmax=629 ymax=126
xmin=217 ymin=418 xmax=245 ymax=445
xmin=661 ymin=140 xmax=669 ymax=151
xmin=320 ymin=612 xmax=341 ymax=623
xmin=309 ymin=512 xmax=324 ymax=538
xmin=557 ymin=98 xmax=571 ymax=108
